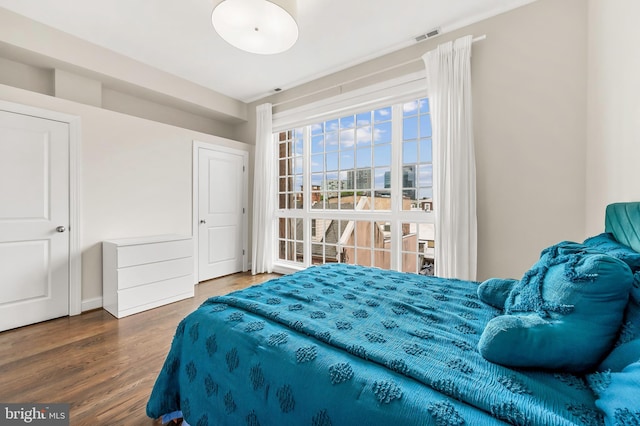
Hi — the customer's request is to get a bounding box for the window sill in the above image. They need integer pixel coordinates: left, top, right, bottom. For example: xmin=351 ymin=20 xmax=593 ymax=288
xmin=272 ymin=262 xmax=306 ymax=275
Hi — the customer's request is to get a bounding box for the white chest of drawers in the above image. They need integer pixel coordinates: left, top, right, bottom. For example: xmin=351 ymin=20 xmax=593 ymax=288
xmin=102 ymin=234 xmax=194 ymax=318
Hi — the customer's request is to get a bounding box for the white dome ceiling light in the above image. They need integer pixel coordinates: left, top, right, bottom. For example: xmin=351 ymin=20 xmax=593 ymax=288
xmin=212 ymin=0 xmax=299 ymax=55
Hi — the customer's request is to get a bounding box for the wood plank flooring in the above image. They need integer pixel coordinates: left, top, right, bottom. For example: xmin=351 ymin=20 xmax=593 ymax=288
xmin=0 ymin=271 xmax=280 ymax=426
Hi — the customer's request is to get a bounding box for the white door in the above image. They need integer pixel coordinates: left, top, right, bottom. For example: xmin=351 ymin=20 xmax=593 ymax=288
xmin=198 ymin=147 xmax=247 ymax=281
xmin=0 ymin=110 xmax=70 ymax=332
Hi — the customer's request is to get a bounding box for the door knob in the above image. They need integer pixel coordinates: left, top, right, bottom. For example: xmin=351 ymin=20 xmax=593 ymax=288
xmin=56 ymin=226 xmax=66 ymax=233
xmin=200 ymin=220 xmax=206 ymax=224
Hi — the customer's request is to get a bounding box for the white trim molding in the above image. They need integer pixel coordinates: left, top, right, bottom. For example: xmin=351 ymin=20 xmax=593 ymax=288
xmin=81 ymin=297 xmax=103 ymax=312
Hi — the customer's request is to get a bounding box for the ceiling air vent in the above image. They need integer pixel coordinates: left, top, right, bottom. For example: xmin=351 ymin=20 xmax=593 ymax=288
xmin=415 ymin=28 xmax=440 ymax=42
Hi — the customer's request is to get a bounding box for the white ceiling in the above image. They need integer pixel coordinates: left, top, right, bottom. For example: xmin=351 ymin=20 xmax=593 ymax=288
xmin=0 ymin=0 xmax=536 ymax=103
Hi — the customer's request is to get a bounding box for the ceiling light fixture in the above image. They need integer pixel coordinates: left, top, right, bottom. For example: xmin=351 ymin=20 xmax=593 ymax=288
xmin=212 ymin=0 xmax=299 ymax=55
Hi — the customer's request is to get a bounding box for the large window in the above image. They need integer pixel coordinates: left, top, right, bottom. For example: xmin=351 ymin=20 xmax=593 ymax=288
xmin=276 ymin=97 xmax=434 ymax=275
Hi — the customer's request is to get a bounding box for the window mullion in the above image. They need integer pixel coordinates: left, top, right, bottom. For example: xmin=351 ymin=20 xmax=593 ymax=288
xmin=303 ymin=126 xmax=311 ymax=267
xmin=390 ymin=103 xmax=404 ymax=271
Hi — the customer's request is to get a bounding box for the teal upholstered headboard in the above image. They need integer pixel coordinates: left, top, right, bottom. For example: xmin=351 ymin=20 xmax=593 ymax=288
xmin=605 ymin=202 xmax=640 ymax=253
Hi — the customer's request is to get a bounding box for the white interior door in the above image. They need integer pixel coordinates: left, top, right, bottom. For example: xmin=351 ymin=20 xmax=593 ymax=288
xmin=198 ymin=147 xmax=247 ymax=281
xmin=0 ymin=110 xmax=70 ymax=332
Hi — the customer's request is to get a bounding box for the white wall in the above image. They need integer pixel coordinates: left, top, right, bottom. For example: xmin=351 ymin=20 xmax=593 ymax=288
xmin=0 ymin=83 xmax=251 ymax=306
xmin=0 ymin=7 xmax=247 ymax=124
xmin=244 ymin=0 xmax=588 ymax=280
xmin=0 ymin=56 xmax=54 ymax=95
xmin=585 ymin=0 xmax=640 ymax=233
xmin=0 ymin=56 xmax=240 ymax=139
xmin=0 ymin=0 xmax=601 ymax=291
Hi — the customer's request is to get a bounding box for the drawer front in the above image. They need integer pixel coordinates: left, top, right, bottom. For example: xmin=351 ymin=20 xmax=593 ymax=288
xmin=117 ymin=238 xmax=192 ymax=268
xmin=117 ymin=256 xmax=193 ymax=290
xmin=118 ymin=274 xmax=193 ymax=312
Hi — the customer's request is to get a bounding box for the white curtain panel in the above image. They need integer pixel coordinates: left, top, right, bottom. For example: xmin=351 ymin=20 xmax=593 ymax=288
xmin=422 ymin=35 xmax=478 ymax=281
xmin=251 ymin=103 xmax=276 ymax=274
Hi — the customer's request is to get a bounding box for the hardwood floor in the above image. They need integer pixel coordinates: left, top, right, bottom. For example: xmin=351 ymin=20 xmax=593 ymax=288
xmin=0 ymin=271 xmax=280 ymax=426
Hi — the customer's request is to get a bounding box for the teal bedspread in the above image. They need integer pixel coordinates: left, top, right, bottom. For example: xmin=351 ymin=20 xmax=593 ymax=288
xmin=147 ymin=264 xmax=601 ymax=425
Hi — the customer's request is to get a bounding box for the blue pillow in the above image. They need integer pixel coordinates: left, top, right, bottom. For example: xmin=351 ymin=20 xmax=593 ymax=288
xmin=590 ymin=361 xmax=640 ymax=424
xmin=477 ymin=278 xmax=517 ymax=309
xmin=584 ymin=232 xmax=640 ymax=271
xmin=479 ymin=241 xmax=634 ymax=373
xmin=599 ymin=272 xmax=640 ymax=372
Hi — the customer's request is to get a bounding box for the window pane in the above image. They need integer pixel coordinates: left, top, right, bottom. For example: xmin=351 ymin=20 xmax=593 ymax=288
xmin=340 ymin=151 xmax=354 ymax=170
xmin=403 ymin=100 xmax=419 ymax=117
xmin=402 ymin=98 xmax=433 ymax=212
xmin=340 ymin=193 xmax=356 ymax=210
xmin=293 ymin=193 xmax=303 ymax=209
xmin=374 ymin=107 xmax=392 ymax=122
xmin=374 ymin=145 xmax=391 ymax=167
xmin=326 ymin=197 xmax=339 ymax=210
xmin=403 ymin=166 xmax=416 ymax=189
xmin=419 ymin=98 xmax=430 ymax=114
xmin=403 ymin=140 xmax=417 ymax=164
xmin=356 ymin=112 xmax=372 ymax=127
xmin=419 ymin=187 xmax=433 ymax=202
xmin=278 ymin=217 xmax=286 ymax=238
xmin=286 ymin=240 xmax=295 ymax=261
xmin=279 ymin=141 xmax=289 ymax=158
xmin=325 ymin=132 xmax=339 ymax=151
xmin=326 ymin=119 xmax=338 ymax=132
xmin=340 ymin=115 xmax=355 ymax=129
xmin=311 ymin=243 xmax=323 ymax=265
xmin=325 ymin=172 xmax=340 ymax=207
xmin=311 ymin=135 xmax=324 ymax=153
xmin=326 ymin=152 xmax=339 ymax=171
xmin=356 ymin=147 xmax=372 ymax=168
xmin=311 ymin=172 xmax=323 ymax=187
xmin=354 ymin=221 xmax=371 ymax=248
xmin=311 ymin=123 xmax=324 ymax=135
xmin=311 ymin=154 xmax=324 ymax=173
xmin=374 ymin=250 xmax=391 ymax=269
xmin=293 ymin=136 xmax=303 ymax=155
xmin=356 ymin=126 xmax=372 ymax=146
xmin=419 ymin=139 xmax=432 ymax=163
xmin=348 ymin=168 xmax=371 ymax=190
xmin=374 ymin=167 xmax=390 ymax=190
xmin=340 ymin=170 xmax=351 ymax=189
xmin=418 ymin=164 xmax=432 ymax=187
xmin=403 ymin=116 xmax=419 ymax=140
xmin=420 ymin=115 xmax=432 ymax=137
xmin=401 ymin=222 xmax=435 ymax=275
xmin=356 ymin=248 xmax=372 ymax=266
xmin=325 ymin=242 xmax=338 ymax=262
xmin=293 ymin=156 xmax=303 ymax=174
xmin=340 ymin=129 xmax=355 ymax=150
xmin=279 ymin=177 xmax=288 ymax=192
xmin=279 ymin=159 xmax=288 ymax=176
xmin=296 ymin=242 xmax=303 ymax=262
xmin=374 ymin=122 xmax=392 ymax=144
xmin=311 ymin=192 xmax=323 ymax=207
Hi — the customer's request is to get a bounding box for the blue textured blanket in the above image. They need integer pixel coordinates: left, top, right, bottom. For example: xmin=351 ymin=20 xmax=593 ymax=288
xmin=147 ymin=264 xmax=601 ymax=425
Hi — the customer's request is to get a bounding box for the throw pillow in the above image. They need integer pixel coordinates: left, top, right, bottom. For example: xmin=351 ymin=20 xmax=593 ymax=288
xmin=478 ymin=241 xmax=633 ymax=373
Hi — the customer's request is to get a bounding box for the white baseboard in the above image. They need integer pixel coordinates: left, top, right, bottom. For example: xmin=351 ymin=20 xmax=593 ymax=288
xmin=81 ymin=297 xmax=103 ymax=312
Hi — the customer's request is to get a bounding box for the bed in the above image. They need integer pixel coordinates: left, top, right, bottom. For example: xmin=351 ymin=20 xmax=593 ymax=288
xmin=147 ymin=203 xmax=640 ymax=425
